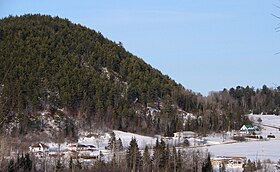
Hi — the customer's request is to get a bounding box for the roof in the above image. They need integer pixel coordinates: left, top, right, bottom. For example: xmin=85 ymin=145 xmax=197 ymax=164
xmin=242 ymin=125 xmax=253 ymax=128
xmin=212 ymin=156 xmax=246 ymax=161
xmin=31 ymin=143 xmax=49 ymax=149
xmin=175 ymin=131 xmax=196 ymax=135
xmin=240 ymin=125 xmax=254 ymax=129
xmin=68 ymin=144 xmax=97 ymax=148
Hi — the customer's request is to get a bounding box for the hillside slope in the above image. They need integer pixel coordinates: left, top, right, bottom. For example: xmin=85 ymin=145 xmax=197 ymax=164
xmin=0 ymin=14 xmax=196 ymax=135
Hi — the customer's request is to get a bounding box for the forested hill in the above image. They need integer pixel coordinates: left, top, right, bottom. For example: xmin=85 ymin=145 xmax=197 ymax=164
xmin=0 ymin=14 xmax=197 ymax=134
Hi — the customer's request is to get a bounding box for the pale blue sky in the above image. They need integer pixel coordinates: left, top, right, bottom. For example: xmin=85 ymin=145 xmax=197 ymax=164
xmin=1 ymin=0 xmax=280 ymax=95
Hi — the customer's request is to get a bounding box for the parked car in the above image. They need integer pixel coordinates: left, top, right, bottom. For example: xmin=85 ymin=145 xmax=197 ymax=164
xmin=267 ymin=134 xmax=275 ymax=138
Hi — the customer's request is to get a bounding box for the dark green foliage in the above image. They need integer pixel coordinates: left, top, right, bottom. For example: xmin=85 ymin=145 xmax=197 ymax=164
xmin=8 ymin=153 xmax=33 ymax=172
xmin=7 ymin=159 xmax=15 ymax=172
xmin=55 ymin=159 xmax=63 ymax=171
xmin=75 ymin=159 xmax=82 ymax=170
xmin=69 ymin=157 xmax=73 ymax=169
xmin=152 ymin=139 xmax=170 ymax=171
xmin=158 ymin=139 xmax=168 ymax=170
xmin=176 ymin=149 xmax=183 ymax=171
xmin=116 ymin=138 xmax=124 ymax=151
xmin=0 ymin=14 xmax=191 ymax=134
xmin=23 ymin=153 xmax=32 ymax=171
xmin=1 ymin=14 xmax=279 ymax=137
xmin=143 ymin=146 xmax=152 ymax=172
xmin=202 ymin=154 xmax=213 ymax=172
xmin=152 ymin=139 xmax=160 ymax=171
xmin=126 ymin=137 xmax=142 ymax=172
xmin=107 ymin=132 xmax=117 ymax=151
xmin=227 ymin=85 xmax=280 ymax=115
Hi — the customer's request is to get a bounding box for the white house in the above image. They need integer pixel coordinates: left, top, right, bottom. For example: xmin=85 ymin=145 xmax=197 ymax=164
xmin=240 ymin=125 xmax=260 ymax=135
xmin=174 ymin=131 xmax=197 ymax=138
xmin=29 ymin=143 xmax=49 ymax=157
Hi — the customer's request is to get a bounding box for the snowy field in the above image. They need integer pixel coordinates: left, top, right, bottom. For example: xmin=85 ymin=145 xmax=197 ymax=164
xmin=113 ymin=130 xmax=157 ymax=149
xmin=206 ymin=139 xmax=280 ymax=162
xmin=43 ymin=114 xmax=280 ymax=167
xmin=77 ymin=130 xmax=157 ymax=150
xmin=206 ymin=114 xmax=280 ymax=162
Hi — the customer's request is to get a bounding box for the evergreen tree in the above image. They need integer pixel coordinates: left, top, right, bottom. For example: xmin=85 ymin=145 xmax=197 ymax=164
xmin=159 ymin=139 xmax=168 ymax=170
xmin=153 ymin=139 xmax=161 ymax=171
xmin=111 ymin=153 xmax=117 ymax=168
xmin=202 ymin=153 xmax=213 ymax=172
xmin=126 ymin=137 xmax=142 ymax=172
xmin=56 ymin=159 xmax=63 ymax=172
xmin=24 ymin=153 xmax=32 ymax=171
xmin=116 ymin=138 xmax=124 ymax=151
xmin=76 ymin=159 xmax=82 ymax=169
xmin=107 ymin=132 xmax=117 ymax=151
xmin=143 ymin=146 xmax=152 ymax=172
xmin=176 ymin=150 xmax=182 ymax=171
xmin=7 ymin=159 xmax=15 ymax=172
xmin=16 ymin=153 xmax=24 ymax=170
xmin=171 ymin=146 xmax=177 ymax=172
xmin=165 ymin=144 xmax=171 ymax=172
xmin=69 ymin=157 xmax=73 ymax=169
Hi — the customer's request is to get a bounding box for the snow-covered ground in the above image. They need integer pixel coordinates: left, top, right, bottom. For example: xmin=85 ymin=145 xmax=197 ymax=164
xmin=77 ymin=130 xmax=157 ymax=150
xmin=206 ymin=139 xmax=280 ymax=162
xmin=45 ymin=114 xmax=280 ymax=163
xmin=113 ymin=130 xmax=157 ymax=149
xmin=249 ymin=114 xmax=280 ymax=138
xmin=31 ymin=113 xmax=280 ymax=171
xmin=206 ymin=114 xmax=280 ymax=162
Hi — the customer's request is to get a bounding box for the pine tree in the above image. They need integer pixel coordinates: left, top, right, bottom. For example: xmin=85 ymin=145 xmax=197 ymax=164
xmin=171 ymin=146 xmax=177 ymax=172
xmin=16 ymin=153 xmax=23 ymax=170
xmin=116 ymin=138 xmax=124 ymax=151
xmin=153 ymin=139 xmax=160 ymax=171
xmin=202 ymin=153 xmax=213 ymax=172
xmin=7 ymin=159 xmax=15 ymax=172
xmin=76 ymin=159 xmax=82 ymax=169
xmin=143 ymin=146 xmax=152 ymax=172
xmin=159 ymin=139 xmax=167 ymax=170
xmin=69 ymin=157 xmax=73 ymax=169
xmin=111 ymin=153 xmax=117 ymax=168
xmin=56 ymin=159 xmax=63 ymax=172
xmin=107 ymin=132 xmax=117 ymax=151
xmin=24 ymin=153 xmax=32 ymax=171
xmin=165 ymin=145 xmax=171 ymax=172
xmin=126 ymin=137 xmax=142 ymax=172
xmin=176 ymin=150 xmax=182 ymax=171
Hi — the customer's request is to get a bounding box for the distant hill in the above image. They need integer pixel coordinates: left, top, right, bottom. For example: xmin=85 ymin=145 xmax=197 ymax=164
xmin=1 ymin=14 xmax=279 ymax=140
xmin=0 ymin=14 xmax=197 ymax=135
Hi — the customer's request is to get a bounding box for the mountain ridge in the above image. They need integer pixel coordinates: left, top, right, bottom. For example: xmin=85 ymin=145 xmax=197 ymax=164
xmin=0 ymin=14 xmax=196 ymax=135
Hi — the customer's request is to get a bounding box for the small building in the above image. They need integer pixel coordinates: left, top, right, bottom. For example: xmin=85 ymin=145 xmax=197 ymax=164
xmin=174 ymin=131 xmax=197 ymax=138
xmin=67 ymin=144 xmax=97 ymax=152
xmin=29 ymin=143 xmax=49 ymax=153
xmin=29 ymin=143 xmax=49 ymax=157
xmin=212 ymin=156 xmax=246 ymax=172
xmin=240 ymin=125 xmax=260 ymax=135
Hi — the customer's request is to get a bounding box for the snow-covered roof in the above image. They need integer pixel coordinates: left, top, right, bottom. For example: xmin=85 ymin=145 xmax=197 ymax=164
xmin=31 ymin=143 xmax=49 ymax=149
xmin=174 ymin=131 xmax=196 ymax=135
